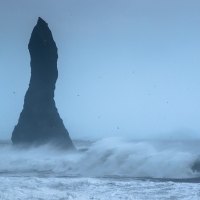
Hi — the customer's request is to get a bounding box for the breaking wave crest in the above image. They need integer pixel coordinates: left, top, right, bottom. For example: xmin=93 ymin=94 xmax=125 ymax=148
xmin=1 ymin=138 xmax=200 ymax=179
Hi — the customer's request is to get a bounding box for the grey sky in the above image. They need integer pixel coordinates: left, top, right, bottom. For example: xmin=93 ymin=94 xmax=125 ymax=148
xmin=1 ymin=0 xmax=200 ymax=140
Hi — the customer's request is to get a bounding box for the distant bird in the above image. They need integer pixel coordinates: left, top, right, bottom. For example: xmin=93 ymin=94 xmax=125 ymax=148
xmin=117 ymin=127 xmax=119 ymax=129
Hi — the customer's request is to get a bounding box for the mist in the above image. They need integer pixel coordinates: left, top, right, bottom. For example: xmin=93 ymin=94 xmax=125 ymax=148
xmin=1 ymin=138 xmax=200 ymax=179
xmin=1 ymin=0 xmax=200 ymax=141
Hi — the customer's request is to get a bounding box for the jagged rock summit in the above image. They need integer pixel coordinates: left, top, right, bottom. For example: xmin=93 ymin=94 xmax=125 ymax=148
xmin=11 ymin=17 xmax=75 ymax=150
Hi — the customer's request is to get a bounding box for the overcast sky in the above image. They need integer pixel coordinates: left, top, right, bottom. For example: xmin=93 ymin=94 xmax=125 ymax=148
xmin=1 ymin=0 xmax=200 ymax=140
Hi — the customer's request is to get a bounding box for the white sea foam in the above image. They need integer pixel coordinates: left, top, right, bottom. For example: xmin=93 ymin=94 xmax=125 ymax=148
xmin=1 ymin=176 xmax=200 ymax=200
xmin=1 ymin=137 xmax=200 ymax=179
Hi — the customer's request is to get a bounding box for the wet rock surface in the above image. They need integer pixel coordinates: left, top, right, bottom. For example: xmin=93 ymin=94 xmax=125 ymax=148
xmin=11 ymin=17 xmax=75 ymax=150
xmin=192 ymin=157 xmax=200 ymax=172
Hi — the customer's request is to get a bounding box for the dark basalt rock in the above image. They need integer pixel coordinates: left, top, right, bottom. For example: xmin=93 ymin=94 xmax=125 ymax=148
xmin=192 ymin=157 xmax=200 ymax=172
xmin=11 ymin=17 xmax=75 ymax=150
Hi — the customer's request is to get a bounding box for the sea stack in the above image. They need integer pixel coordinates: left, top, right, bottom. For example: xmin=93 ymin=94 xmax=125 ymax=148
xmin=11 ymin=17 xmax=75 ymax=150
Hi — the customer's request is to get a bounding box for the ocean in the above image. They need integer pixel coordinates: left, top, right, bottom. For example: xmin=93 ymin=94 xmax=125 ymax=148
xmin=0 ymin=138 xmax=200 ymax=199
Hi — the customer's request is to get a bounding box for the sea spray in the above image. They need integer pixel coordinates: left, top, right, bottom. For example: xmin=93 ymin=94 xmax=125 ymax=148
xmin=0 ymin=138 xmax=200 ymax=178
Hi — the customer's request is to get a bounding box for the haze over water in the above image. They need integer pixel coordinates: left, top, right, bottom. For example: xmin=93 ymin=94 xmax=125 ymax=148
xmin=1 ymin=1 xmax=200 ymax=199
xmin=1 ymin=0 xmax=200 ymax=141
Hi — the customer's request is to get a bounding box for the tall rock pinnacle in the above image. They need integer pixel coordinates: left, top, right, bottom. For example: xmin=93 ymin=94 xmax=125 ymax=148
xmin=11 ymin=17 xmax=75 ymax=150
